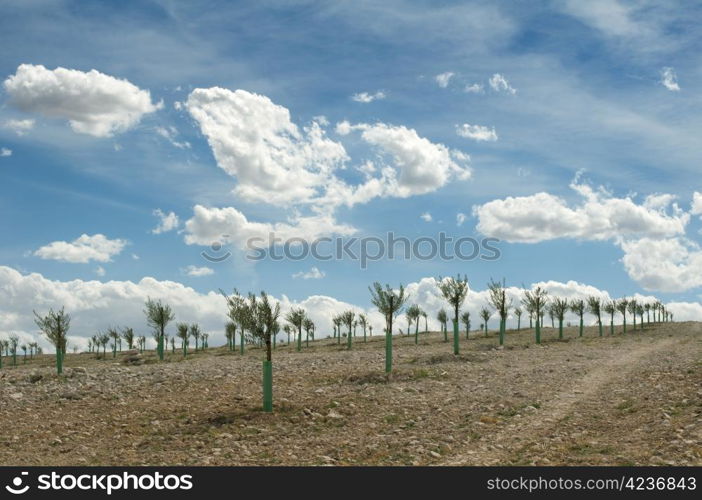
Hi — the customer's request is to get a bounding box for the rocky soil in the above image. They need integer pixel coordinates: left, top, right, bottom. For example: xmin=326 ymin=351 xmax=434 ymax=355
xmin=0 ymin=322 xmax=700 ymax=466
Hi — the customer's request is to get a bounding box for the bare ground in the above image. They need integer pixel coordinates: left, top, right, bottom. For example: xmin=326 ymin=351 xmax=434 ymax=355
xmin=0 ymin=322 xmax=700 ymax=466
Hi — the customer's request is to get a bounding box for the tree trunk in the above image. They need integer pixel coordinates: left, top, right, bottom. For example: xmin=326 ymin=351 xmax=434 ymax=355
xmin=262 ymin=339 xmax=273 ymax=413
xmin=385 ymin=317 xmax=393 ymax=374
xmin=579 ymin=316 xmax=584 ymax=337
xmin=499 ymin=317 xmax=505 ymax=346
xmin=453 ymin=319 xmax=460 ymax=355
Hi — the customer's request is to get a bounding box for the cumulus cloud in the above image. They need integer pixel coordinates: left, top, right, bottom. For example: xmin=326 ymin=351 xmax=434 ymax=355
xmin=351 ymin=91 xmax=386 ymax=103
xmin=34 ymin=234 xmax=127 ymax=264
xmin=456 ymin=213 xmax=467 ymax=226
xmin=474 ymin=180 xmax=688 ymax=243
xmin=337 ymin=121 xmax=471 ymax=199
xmin=152 ymin=209 xmax=180 ymax=234
xmin=3 ymin=118 xmax=35 ymax=135
xmin=184 ymin=88 xmax=472 ymax=252
xmin=186 ymin=87 xmax=348 ymax=206
xmin=456 ymin=123 xmax=498 ymax=142
xmin=3 ymin=64 xmax=162 ymax=137
xmin=420 ymin=212 xmax=432 ymax=222
xmin=489 ymin=73 xmax=516 ymax=94
xmin=620 ymin=237 xmax=702 ymax=292
xmin=183 ymin=205 xmax=356 ymax=249
xmin=182 ymin=265 xmax=214 ymax=277
xmin=660 ymin=67 xmax=680 ymax=92
xmin=94 ymin=266 xmax=106 ymax=277
xmin=0 ymin=147 xmax=11 ymax=157
xmin=435 ymin=72 xmax=454 ymax=88
xmin=292 ymin=267 xmax=325 ymax=280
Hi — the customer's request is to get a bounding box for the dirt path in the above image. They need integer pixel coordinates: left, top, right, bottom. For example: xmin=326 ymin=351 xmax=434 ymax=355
xmin=443 ymin=335 xmax=682 ymax=465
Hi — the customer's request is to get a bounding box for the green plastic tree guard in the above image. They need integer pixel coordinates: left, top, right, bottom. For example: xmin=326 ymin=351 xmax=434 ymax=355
xmin=262 ymin=361 xmax=273 ymax=412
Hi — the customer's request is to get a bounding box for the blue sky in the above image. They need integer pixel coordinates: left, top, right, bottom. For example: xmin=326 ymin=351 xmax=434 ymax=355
xmin=1 ymin=0 xmax=701 ymax=348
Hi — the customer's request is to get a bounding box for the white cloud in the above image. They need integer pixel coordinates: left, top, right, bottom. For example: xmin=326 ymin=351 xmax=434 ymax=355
xmin=184 ymin=205 xmax=356 ymax=249
xmin=691 ymin=192 xmax=702 ymax=216
xmin=34 ymin=234 xmax=127 ymax=264
xmin=456 ymin=123 xmax=498 ymax=142
xmin=435 ymin=72 xmax=454 ymax=88
xmin=173 ymin=101 xmax=183 ymax=110
xmin=338 ymin=122 xmax=471 ymax=199
xmin=489 ymin=73 xmax=516 ymax=94
xmin=456 ymin=212 xmax=467 ymax=226
xmin=131 ymin=254 xmax=140 ymax=260
xmin=292 ymin=267 xmax=325 ymax=280
xmin=0 ymin=148 xmax=12 ymax=157
xmin=151 ymin=209 xmax=180 ymax=234
xmin=464 ymin=83 xmax=484 ymax=94
xmin=660 ymin=67 xmax=680 ymax=92
xmin=666 ymin=301 xmax=702 ymax=322
xmin=420 ymin=212 xmax=432 ymax=222
xmin=3 ymin=118 xmax=35 ymax=135
xmin=182 ymin=265 xmax=214 ymax=277
xmin=620 ymin=237 xmax=702 ymax=292
xmin=186 ymin=87 xmax=348 ymax=206
xmin=94 ymin=266 xmax=106 ymax=277
xmin=351 ymin=91 xmax=386 ymax=103
xmin=474 ymin=180 xmax=689 ymax=243
xmin=155 ymin=126 xmax=191 ymax=149
xmin=3 ymin=64 xmax=162 ymax=137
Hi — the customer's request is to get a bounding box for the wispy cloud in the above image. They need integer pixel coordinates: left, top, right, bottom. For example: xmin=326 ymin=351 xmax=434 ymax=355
xmin=351 ymin=91 xmax=386 ymax=103
xmin=292 ymin=267 xmax=325 ymax=279
xmin=435 ymin=71 xmax=454 ymax=88
xmin=660 ymin=67 xmax=680 ymax=91
xmin=456 ymin=124 xmax=498 ymax=142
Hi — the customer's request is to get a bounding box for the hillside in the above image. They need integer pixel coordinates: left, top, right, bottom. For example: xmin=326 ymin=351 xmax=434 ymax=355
xmin=1 ymin=322 xmax=700 ymax=466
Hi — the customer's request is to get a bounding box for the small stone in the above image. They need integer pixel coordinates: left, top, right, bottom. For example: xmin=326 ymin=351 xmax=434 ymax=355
xmin=429 ymin=451 xmax=441 ymax=458
xmin=9 ymin=392 xmax=23 ymax=400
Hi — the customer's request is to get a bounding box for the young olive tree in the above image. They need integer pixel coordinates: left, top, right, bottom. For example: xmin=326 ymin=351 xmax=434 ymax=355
xmin=587 ymin=297 xmax=603 ymax=337
xmin=514 ymin=307 xmax=522 ymax=332
xmin=523 ymin=287 xmax=548 ymax=344
xmin=358 ymin=313 xmax=369 ymax=343
xmin=144 ymin=298 xmax=174 ymax=361
xmin=603 ymin=301 xmax=615 ymax=335
xmin=340 ymin=310 xmax=355 ymax=349
xmin=122 ymin=327 xmax=135 ymax=350
xmin=33 ymin=307 xmax=70 ymax=374
xmin=176 ymin=323 xmax=190 ymax=357
xmin=225 ymin=321 xmax=236 ymax=351
xmin=570 ymin=299 xmax=585 ymax=338
xmin=438 ymin=275 xmax=469 ymax=355
xmin=437 ymin=309 xmax=448 ymax=341
xmin=551 ymin=298 xmax=569 ymax=339
xmin=369 ymin=282 xmax=409 ymax=373
xmin=479 ymin=308 xmax=491 ymax=337
xmin=616 ymin=298 xmax=629 ymax=333
xmin=627 ymin=299 xmax=638 ymax=331
xmin=285 ymin=308 xmax=306 ymax=352
xmin=303 ymin=318 xmax=314 ymax=348
xmin=461 ymin=311 xmax=471 ymax=339
xmin=406 ymin=304 xmax=421 ymax=344
xmin=488 ymin=278 xmax=511 ymax=346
